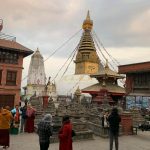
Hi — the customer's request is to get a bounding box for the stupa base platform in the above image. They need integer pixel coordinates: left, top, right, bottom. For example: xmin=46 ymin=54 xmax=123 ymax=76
xmin=50 ymin=130 xmax=94 ymax=143
xmin=88 ymin=122 xmax=123 ymax=138
xmin=88 ymin=122 xmax=109 ymax=138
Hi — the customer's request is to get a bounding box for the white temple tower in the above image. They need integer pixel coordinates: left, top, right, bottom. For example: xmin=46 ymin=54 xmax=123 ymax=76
xmin=24 ymin=48 xmax=57 ymax=100
xmin=24 ymin=48 xmax=46 ymax=97
xmin=27 ymin=48 xmax=46 ymax=85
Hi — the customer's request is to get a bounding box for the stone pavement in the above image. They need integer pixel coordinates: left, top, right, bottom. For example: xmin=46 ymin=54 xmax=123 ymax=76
xmin=1 ymin=131 xmax=150 ymax=150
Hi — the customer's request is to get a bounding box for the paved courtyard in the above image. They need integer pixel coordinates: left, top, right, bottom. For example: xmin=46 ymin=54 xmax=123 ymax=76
xmin=1 ymin=131 xmax=150 ymax=150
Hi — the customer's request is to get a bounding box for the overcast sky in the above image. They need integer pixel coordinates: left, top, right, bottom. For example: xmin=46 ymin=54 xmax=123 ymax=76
xmin=1 ymin=0 xmax=150 ymax=88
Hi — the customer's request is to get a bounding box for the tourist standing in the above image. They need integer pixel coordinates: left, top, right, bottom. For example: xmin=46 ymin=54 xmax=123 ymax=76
xmin=0 ymin=107 xmax=13 ymax=149
xmin=25 ymin=104 xmax=36 ymax=133
xmin=102 ymin=110 xmax=109 ymax=134
xmin=107 ymin=108 xmax=121 ymax=150
xmin=37 ymin=114 xmax=53 ymax=150
xmin=11 ymin=105 xmax=21 ymax=134
xmin=20 ymin=101 xmax=27 ymax=133
xmin=58 ymin=115 xmax=72 ymax=150
xmin=102 ymin=110 xmax=109 ymax=128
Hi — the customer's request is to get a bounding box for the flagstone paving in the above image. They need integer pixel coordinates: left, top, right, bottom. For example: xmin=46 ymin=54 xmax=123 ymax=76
xmin=1 ymin=131 xmax=149 ymax=150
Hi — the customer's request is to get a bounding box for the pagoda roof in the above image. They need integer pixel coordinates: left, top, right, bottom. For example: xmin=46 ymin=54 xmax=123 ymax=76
xmin=118 ymin=61 xmax=150 ymax=73
xmin=0 ymin=39 xmax=33 ymax=57
xmin=82 ymin=83 xmax=125 ymax=94
xmin=91 ymin=62 xmax=124 ymax=79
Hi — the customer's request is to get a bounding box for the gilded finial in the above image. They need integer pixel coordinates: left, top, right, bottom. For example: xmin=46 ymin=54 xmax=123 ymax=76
xmin=36 ymin=47 xmax=40 ymax=52
xmin=33 ymin=47 xmax=43 ymax=58
xmin=47 ymin=76 xmax=51 ymax=85
xmin=75 ymin=86 xmax=81 ymax=95
xmin=105 ymin=59 xmax=109 ymax=69
xmin=86 ymin=10 xmax=90 ymax=20
xmin=82 ymin=10 xmax=93 ymax=31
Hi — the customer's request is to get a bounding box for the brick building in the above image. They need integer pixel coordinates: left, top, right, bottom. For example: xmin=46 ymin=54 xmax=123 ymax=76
xmin=0 ymin=38 xmax=33 ymax=108
xmin=118 ymin=61 xmax=150 ymax=109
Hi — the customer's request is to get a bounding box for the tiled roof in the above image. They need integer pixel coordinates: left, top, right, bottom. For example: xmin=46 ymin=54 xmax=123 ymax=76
xmin=119 ymin=61 xmax=150 ymax=73
xmin=82 ymin=83 xmax=125 ymax=94
xmin=0 ymin=39 xmax=33 ymax=57
xmin=91 ymin=65 xmax=124 ymax=79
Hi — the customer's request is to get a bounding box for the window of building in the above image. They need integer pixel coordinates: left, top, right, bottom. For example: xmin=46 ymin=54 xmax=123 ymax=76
xmin=6 ymin=71 xmax=17 ymax=86
xmin=0 ymin=70 xmax=2 ymax=84
xmin=0 ymin=49 xmax=19 ymax=64
xmin=134 ymin=73 xmax=150 ymax=87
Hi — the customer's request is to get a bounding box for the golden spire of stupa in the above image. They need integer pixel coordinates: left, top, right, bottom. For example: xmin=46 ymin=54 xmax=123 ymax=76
xmin=86 ymin=10 xmax=90 ymax=20
xmin=82 ymin=10 xmax=93 ymax=31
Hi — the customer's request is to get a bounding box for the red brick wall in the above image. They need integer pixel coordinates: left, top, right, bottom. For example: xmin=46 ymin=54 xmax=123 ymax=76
xmin=0 ymin=54 xmax=24 ymax=106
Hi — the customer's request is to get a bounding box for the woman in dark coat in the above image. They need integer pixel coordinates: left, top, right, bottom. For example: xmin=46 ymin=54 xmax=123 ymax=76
xmin=58 ymin=115 xmax=72 ymax=150
xmin=37 ymin=114 xmax=53 ymax=150
xmin=107 ymin=108 xmax=121 ymax=150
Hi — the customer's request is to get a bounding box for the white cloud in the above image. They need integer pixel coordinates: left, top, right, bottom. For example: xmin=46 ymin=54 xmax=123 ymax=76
xmin=129 ymin=9 xmax=150 ymax=35
xmin=107 ymin=47 xmax=150 ymax=62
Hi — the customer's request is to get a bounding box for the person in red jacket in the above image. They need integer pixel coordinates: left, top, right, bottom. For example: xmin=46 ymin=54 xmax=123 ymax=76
xmin=58 ymin=115 xmax=72 ymax=150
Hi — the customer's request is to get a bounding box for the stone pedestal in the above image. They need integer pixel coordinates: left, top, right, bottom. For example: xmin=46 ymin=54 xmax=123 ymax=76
xmin=42 ymin=96 xmax=49 ymax=108
xmin=130 ymin=108 xmax=144 ymax=126
xmin=43 ymin=100 xmax=56 ymax=116
xmin=121 ymin=112 xmax=133 ymax=135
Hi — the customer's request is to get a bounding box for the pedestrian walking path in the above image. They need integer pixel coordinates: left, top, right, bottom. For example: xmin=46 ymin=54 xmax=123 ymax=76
xmin=1 ymin=131 xmax=150 ymax=150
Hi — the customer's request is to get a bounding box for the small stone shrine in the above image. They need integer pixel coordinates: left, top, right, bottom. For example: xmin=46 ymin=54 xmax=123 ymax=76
xmin=130 ymin=108 xmax=145 ymax=126
xmin=43 ymin=97 xmax=56 ymax=116
xmin=30 ymin=96 xmax=43 ymax=125
xmin=50 ymin=87 xmax=93 ymax=143
xmin=87 ymin=103 xmax=111 ymax=138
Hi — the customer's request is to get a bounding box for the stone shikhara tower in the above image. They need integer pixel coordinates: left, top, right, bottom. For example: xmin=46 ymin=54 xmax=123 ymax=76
xmin=25 ymin=48 xmax=46 ymax=97
xmin=24 ymin=48 xmax=57 ymax=100
xmin=74 ymin=11 xmax=100 ymax=75
xmin=27 ymin=48 xmax=46 ymax=85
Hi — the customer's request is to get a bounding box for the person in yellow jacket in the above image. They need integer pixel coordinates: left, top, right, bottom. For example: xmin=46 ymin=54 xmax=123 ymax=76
xmin=0 ymin=106 xmax=13 ymax=149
